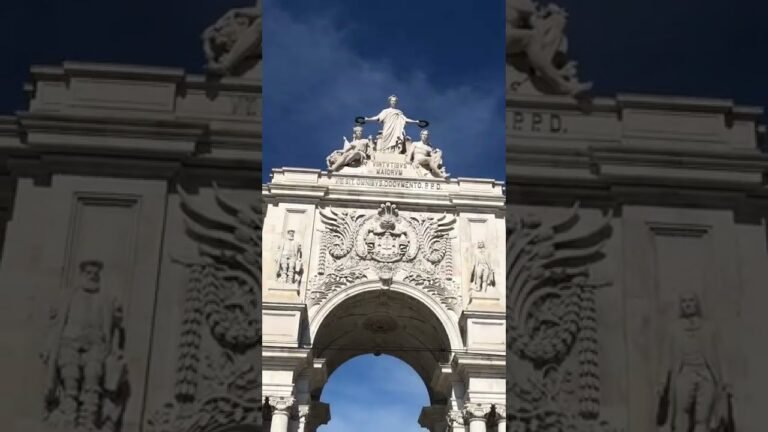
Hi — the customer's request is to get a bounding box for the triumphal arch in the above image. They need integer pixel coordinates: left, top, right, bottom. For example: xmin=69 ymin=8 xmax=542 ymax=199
xmin=261 ymin=97 xmax=507 ymax=431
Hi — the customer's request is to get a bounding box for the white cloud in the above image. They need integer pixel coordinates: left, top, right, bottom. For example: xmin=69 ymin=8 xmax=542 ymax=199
xmin=319 ymin=355 xmax=430 ymax=431
xmin=263 ymin=3 xmax=505 ymax=181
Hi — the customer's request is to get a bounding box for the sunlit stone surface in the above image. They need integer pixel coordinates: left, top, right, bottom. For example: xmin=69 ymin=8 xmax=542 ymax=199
xmin=262 ymin=99 xmax=507 ymax=432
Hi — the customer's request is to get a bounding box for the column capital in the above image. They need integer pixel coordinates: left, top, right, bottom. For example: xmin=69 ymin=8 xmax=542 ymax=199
xmin=447 ymin=409 xmax=466 ymax=427
xmin=463 ymin=402 xmax=495 ymax=421
xmin=265 ymin=395 xmax=296 ymax=413
xmin=493 ymin=405 xmax=506 ymax=424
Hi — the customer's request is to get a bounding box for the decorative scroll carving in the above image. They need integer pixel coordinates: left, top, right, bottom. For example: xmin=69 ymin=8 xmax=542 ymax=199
xmin=309 ymin=202 xmax=460 ymax=312
xmin=40 ymin=260 xmax=128 ymax=432
xmin=146 ymin=185 xmax=261 ymax=432
xmin=506 ymin=204 xmax=618 ymax=432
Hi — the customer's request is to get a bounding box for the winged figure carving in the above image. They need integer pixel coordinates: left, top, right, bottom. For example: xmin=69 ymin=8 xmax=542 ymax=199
xmin=319 ymin=207 xmax=363 ymax=260
xmin=412 ymin=213 xmax=455 ymax=264
xmin=310 ymin=203 xmax=459 ymax=312
xmin=147 ymin=184 xmax=262 ymax=432
xmin=507 ymin=203 xmax=617 ymax=431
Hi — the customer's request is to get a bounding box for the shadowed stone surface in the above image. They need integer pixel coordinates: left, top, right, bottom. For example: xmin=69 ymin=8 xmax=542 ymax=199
xmin=0 ymin=4 xmax=262 ymax=432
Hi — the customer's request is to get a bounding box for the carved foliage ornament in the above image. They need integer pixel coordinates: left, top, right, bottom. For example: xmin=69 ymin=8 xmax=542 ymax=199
xmin=147 ymin=185 xmax=262 ymax=432
xmin=507 ymin=204 xmax=619 ymax=432
xmin=310 ymin=202 xmax=460 ymax=311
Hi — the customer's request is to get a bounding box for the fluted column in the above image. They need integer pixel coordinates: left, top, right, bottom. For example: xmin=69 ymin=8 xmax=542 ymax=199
xmin=267 ymin=396 xmax=295 ymax=432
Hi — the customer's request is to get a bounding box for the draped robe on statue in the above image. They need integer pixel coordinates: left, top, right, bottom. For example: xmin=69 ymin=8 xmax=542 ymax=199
xmin=368 ymin=107 xmax=409 ymax=152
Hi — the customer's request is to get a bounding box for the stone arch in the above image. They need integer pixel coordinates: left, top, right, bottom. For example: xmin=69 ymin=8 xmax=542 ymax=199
xmin=308 ymin=280 xmax=463 ymax=405
xmin=309 ymin=280 xmax=463 ymax=351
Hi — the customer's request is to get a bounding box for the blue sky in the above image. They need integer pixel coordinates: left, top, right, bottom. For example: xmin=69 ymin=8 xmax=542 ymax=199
xmin=560 ymin=0 xmax=768 ymax=106
xmin=0 ymin=0 xmax=246 ymax=112
xmin=318 ymin=354 xmax=430 ymax=432
xmin=262 ymin=0 xmax=506 ymax=183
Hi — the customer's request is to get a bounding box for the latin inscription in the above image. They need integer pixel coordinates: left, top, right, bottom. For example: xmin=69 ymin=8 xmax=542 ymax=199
xmin=511 ymin=111 xmax=567 ymax=133
xmin=334 ymin=177 xmax=443 ymax=191
xmin=372 ymin=161 xmax=409 ymax=176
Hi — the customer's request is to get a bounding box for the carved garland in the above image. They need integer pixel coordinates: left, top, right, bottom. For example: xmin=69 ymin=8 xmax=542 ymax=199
xmin=147 ymin=185 xmax=262 ymax=432
xmin=506 ymin=204 xmax=617 ymax=432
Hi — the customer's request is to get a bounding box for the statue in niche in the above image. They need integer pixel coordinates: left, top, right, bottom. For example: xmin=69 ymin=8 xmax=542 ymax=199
xmin=364 ymin=95 xmax=421 ymax=153
xmin=506 ymin=0 xmax=592 ymax=96
xmin=326 ymin=126 xmax=373 ymax=171
xmin=203 ymin=1 xmax=261 ymax=77
xmin=406 ymin=129 xmax=449 ymax=178
xmin=656 ymin=291 xmax=734 ymax=432
xmin=40 ymin=260 xmax=127 ymax=432
xmin=276 ymin=229 xmax=303 ymax=285
xmin=470 ymin=241 xmax=495 ymax=293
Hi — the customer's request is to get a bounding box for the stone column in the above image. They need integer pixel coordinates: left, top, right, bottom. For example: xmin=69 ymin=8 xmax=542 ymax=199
xmin=267 ymin=396 xmax=295 ymax=432
xmin=464 ymin=403 xmax=492 ymax=432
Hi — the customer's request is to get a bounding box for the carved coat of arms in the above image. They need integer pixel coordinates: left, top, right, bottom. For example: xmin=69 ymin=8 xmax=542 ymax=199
xmin=310 ymin=202 xmax=460 ymax=312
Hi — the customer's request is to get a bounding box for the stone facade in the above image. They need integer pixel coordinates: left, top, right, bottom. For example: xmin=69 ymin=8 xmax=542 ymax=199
xmin=261 ymin=105 xmax=507 ymax=431
xmin=0 ymin=4 xmax=263 ymax=431
xmin=0 ymin=39 xmax=261 ymax=432
xmin=507 ymin=90 xmax=768 ymax=431
xmin=506 ymin=1 xmax=768 ymax=429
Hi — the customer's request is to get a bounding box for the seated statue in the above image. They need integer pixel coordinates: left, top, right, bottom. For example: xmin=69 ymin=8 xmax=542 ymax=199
xmin=327 ymin=126 xmax=372 ymax=172
xmin=406 ymin=130 xmax=449 ymax=178
xmin=507 ymin=0 xmax=591 ymax=96
xmin=203 ymin=3 xmax=261 ymax=77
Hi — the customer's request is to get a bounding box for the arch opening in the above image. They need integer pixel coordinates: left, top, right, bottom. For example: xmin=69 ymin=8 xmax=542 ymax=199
xmin=318 ymin=354 xmax=430 ymax=431
xmin=311 ymin=288 xmax=454 ymax=405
